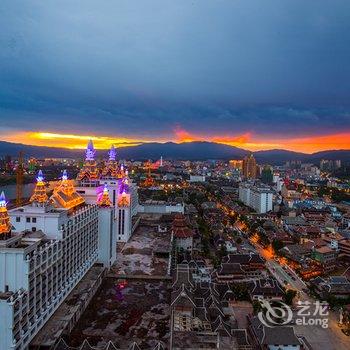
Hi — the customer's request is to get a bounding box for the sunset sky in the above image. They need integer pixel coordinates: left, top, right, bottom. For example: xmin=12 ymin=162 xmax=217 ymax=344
xmin=1 ymin=1 xmax=350 ymax=153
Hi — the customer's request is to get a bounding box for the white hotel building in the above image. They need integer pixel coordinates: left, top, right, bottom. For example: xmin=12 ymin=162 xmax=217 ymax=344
xmin=0 ymin=159 xmax=117 ymax=349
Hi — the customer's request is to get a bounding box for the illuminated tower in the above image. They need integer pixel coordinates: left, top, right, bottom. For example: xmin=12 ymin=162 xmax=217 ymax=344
xmin=0 ymin=191 xmax=11 ymax=240
xmin=30 ymin=170 xmax=48 ymax=205
xmin=97 ymin=184 xmax=112 ymax=207
xmin=242 ymin=154 xmax=258 ymax=179
xmin=77 ymin=140 xmax=99 ymax=183
xmin=142 ymin=160 xmax=155 ymax=187
xmin=102 ymin=144 xmax=118 ymax=178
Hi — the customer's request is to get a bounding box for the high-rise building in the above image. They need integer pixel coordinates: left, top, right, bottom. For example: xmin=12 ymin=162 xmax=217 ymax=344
xmin=242 ymin=154 xmax=258 ymax=179
xmin=0 ymin=167 xmax=117 ymax=350
xmin=239 ymin=183 xmax=273 ymax=213
xmin=261 ymin=165 xmax=273 ymax=184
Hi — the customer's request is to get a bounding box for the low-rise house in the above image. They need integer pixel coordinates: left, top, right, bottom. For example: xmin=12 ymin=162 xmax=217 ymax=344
xmin=310 ymin=276 xmax=350 ymax=299
xmin=279 ymin=243 xmax=312 ymax=263
xmin=171 ymin=264 xmax=252 ymax=349
xmin=213 ymin=253 xmax=266 ymax=282
xmin=248 ymin=278 xmax=285 ymax=301
xmin=248 ymin=316 xmax=302 ymax=350
xmin=311 ymin=246 xmax=337 ymax=273
xmin=172 ymin=214 xmax=194 ymax=252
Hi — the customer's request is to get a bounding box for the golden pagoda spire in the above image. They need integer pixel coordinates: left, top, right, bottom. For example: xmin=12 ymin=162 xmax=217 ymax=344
xmin=30 ymin=170 xmax=48 ymax=204
xmin=0 ymin=191 xmax=11 ymax=240
xmin=97 ymin=184 xmax=112 ymax=207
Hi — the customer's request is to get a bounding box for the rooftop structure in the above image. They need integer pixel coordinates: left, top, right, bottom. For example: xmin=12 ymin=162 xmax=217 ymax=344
xmin=30 ymin=170 xmax=48 ymax=204
xmin=51 ymin=170 xmax=85 ymax=209
xmin=75 ymin=140 xmax=139 ymax=242
xmin=77 ymin=139 xmax=99 ymax=183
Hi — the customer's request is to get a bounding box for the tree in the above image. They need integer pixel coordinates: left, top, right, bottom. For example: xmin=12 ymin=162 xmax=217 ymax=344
xmin=272 ymin=239 xmax=284 ymax=254
xmin=284 ymin=289 xmax=297 ymax=305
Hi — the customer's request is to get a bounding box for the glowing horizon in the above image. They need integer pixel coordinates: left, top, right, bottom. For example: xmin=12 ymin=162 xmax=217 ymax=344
xmin=1 ymin=130 xmax=349 ymax=154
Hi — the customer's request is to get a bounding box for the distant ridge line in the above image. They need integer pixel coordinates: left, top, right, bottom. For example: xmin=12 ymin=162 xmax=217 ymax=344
xmin=0 ymin=140 xmax=349 ymax=164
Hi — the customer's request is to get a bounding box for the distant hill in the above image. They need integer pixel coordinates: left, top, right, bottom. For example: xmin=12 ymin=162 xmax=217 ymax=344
xmin=0 ymin=140 xmax=349 ymax=164
xmin=253 ymin=149 xmax=306 ymax=164
xmin=118 ymin=141 xmax=249 ymax=160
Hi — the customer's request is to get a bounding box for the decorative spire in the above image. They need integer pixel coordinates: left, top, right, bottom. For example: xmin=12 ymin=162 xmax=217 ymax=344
xmin=97 ymin=184 xmax=112 ymax=207
xmin=77 ymin=140 xmax=99 ymax=182
xmin=108 ymin=144 xmax=116 ymax=161
xmin=62 ymin=169 xmax=68 ymax=181
xmin=101 ymin=144 xmax=118 ymax=178
xmin=86 ymin=139 xmax=96 ymax=161
xmin=0 ymin=191 xmax=6 ymax=208
xmin=0 ymin=191 xmax=11 ymax=239
xmin=30 ymin=170 xmax=48 ymax=204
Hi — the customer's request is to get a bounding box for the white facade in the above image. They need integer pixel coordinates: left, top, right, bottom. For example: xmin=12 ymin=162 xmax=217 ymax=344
xmin=139 ymin=201 xmax=184 ymax=214
xmin=0 ymin=203 xmax=99 ymax=350
xmin=239 ymin=184 xmax=251 ymax=204
xmin=175 ymin=236 xmax=193 ymax=251
xmin=98 ymin=207 xmax=117 ymax=268
xmin=77 ymin=177 xmax=138 ymax=243
xmin=189 ymin=175 xmax=206 ymax=183
xmin=250 ymin=188 xmax=273 ymax=214
xmin=239 ymin=183 xmax=273 ymax=214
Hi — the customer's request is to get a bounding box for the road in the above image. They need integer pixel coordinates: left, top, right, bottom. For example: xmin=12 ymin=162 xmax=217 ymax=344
xmin=246 ymin=233 xmax=350 ymax=349
xmin=200 ymin=189 xmax=350 ymax=349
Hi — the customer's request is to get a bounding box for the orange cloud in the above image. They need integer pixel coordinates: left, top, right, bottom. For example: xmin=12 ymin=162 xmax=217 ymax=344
xmin=1 ymin=129 xmax=349 ymax=153
xmin=0 ymin=131 xmax=151 ymax=149
xmin=173 ymin=128 xmax=350 ymax=153
xmin=275 ymin=133 xmax=350 ymax=153
xmin=173 ymin=127 xmax=199 ymax=143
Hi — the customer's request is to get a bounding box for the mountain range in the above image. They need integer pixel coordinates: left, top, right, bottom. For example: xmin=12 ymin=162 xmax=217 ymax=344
xmin=0 ymin=140 xmax=349 ymax=165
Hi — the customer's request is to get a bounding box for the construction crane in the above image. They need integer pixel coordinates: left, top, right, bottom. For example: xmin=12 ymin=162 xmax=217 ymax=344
xmin=16 ymin=151 xmax=24 ymax=207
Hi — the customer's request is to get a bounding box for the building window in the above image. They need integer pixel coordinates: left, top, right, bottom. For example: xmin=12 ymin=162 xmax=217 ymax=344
xmin=32 ymin=217 xmax=37 ymax=223
xmin=16 ymin=217 xmax=21 ymax=222
xmin=26 ymin=217 xmax=30 ymax=223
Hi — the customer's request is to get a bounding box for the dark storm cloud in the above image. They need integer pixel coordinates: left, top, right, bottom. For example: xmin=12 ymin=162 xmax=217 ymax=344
xmin=0 ymin=0 xmax=350 ymax=138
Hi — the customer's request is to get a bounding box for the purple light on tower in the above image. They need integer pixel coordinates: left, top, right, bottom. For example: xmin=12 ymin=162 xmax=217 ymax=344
xmin=108 ymin=144 xmax=116 ymax=161
xmin=86 ymin=139 xmax=96 ymax=161
xmin=62 ymin=170 xmax=68 ymax=181
xmin=37 ymin=170 xmax=44 ymax=182
xmin=0 ymin=191 xmax=7 ymax=207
